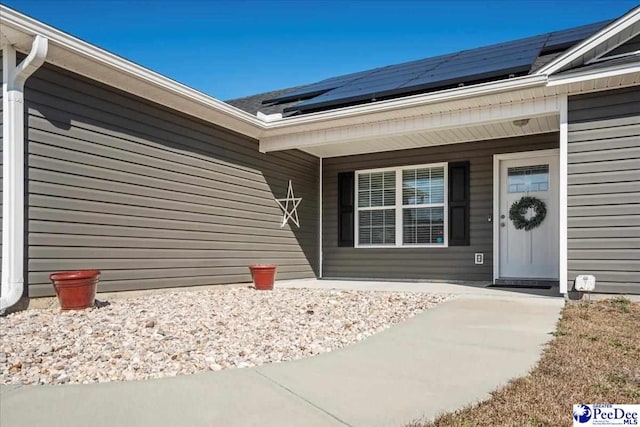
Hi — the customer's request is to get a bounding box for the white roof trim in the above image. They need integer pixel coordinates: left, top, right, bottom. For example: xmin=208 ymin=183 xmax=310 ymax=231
xmin=535 ymin=6 xmax=640 ymax=75
xmin=265 ymin=75 xmax=548 ymax=131
xmin=547 ymin=59 xmax=640 ymax=86
xmin=589 ymin=49 xmax=640 ymax=64
xmin=0 ymin=5 xmax=267 ymax=138
xmin=586 ymin=31 xmax=640 ymax=65
xmin=260 ymin=95 xmax=561 ymax=153
xmin=1 ymin=4 xmax=638 ymax=144
xmin=0 ymin=3 xmax=550 ymax=136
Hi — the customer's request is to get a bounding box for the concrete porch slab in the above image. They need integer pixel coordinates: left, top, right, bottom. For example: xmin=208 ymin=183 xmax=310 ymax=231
xmin=277 ymin=278 xmax=562 ymax=299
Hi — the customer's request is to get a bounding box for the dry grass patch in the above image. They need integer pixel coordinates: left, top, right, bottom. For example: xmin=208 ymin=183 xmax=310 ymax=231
xmin=409 ymin=298 xmax=640 ymax=427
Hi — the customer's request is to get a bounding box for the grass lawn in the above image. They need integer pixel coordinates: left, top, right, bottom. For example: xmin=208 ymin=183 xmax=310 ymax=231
xmin=409 ymin=298 xmax=640 ymax=427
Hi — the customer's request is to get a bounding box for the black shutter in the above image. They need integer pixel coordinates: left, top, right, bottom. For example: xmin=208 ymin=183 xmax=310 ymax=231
xmin=448 ymin=162 xmax=470 ymax=246
xmin=338 ymin=171 xmax=355 ymax=247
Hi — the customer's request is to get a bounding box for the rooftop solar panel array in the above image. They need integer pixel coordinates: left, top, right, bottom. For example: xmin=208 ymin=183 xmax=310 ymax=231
xmin=543 ymin=20 xmax=611 ymax=51
xmin=297 ymin=36 xmax=548 ymax=111
xmin=264 ymin=68 xmax=379 ymax=104
xmin=263 ymin=20 xmax=611 ymax=115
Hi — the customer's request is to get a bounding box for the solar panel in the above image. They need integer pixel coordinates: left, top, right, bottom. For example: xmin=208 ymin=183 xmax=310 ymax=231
xmin=321 ymin=56 xmax=450 ymax=94
xmin=289 ymin=37 xmax=546 ymax=113
xmin=543 ymin=20 xmax=611 ymax=51
xmin=272 ymin=20 xmax=608 ymax=114
xmin=262 ymin=67 xmax=379 ymax=104
xmin=290 ymin=55 xmax=455 ymax=109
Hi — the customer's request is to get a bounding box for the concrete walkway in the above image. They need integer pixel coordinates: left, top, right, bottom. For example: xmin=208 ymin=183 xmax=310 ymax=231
xmin=1 ymin=281 xmax=563 ymax=427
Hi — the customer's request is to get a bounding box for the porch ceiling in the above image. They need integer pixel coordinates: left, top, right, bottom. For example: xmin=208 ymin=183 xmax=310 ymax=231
xmin=301 ymin=115 xmax=560 ymax=157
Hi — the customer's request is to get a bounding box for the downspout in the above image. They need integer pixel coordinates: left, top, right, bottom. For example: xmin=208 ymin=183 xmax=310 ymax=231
xmin=1 ymin=35 xmax=48 ymax=313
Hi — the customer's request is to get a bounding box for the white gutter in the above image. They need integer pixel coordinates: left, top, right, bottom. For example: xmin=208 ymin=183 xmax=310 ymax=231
xmin=1 ymin=35 xmax=48 ymax=313
xmin=0 ymin=5 xmax=265 ymax=134
xmin=265 ymin=75 xmax=549 ymax=130
xmin=2 ymin=5 xmax=638 ymax=143
xmin=0 ymin=6 xmax=557 ymax=140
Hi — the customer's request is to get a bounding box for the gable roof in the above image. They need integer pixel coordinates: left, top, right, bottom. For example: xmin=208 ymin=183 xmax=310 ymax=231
xmin=535 ymin=5 xmax=640 ymax=75
xmin=229 ymin=20 xmax=611 ymax=116
xmin=557 ymin=52 xmax=640 ymax=76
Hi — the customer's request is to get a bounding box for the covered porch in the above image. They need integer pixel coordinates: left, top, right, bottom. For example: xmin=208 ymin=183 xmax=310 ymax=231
xmin=260 ymin=81 xmax=566 ymax=291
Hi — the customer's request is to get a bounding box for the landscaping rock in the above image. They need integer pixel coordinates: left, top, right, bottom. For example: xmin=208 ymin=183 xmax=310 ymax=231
xmin=0 ymin=288 xmax=449 ymax=385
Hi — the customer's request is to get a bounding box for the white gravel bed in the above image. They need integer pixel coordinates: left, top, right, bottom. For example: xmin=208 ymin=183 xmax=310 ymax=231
xmin=0 ymin=287 xmax=449 ymax=385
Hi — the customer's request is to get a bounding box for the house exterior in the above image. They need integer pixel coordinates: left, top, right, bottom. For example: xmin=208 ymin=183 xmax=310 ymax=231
xmin=1 ymin=5 xmax=639 ymax=311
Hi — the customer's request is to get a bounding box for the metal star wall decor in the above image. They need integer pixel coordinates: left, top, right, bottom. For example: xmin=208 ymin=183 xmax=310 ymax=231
xmin=275 ymin=180 xmax=302 ymax=228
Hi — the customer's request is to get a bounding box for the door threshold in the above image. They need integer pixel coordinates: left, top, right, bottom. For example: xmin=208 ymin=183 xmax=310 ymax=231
xmin=491 ymin=278 xmax=559 ymax=289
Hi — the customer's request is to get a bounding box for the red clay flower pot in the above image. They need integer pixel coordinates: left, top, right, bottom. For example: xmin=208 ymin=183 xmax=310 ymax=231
xmin=49 ymin=270 xmax=100 ymax=310
xmin=249 ymin=265 xmax=277 ymax=290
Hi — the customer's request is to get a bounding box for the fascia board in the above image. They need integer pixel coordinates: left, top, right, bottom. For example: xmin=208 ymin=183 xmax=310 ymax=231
xmin=259 ymin=95 xmax=561 ymax=153
xmin=0 ymin=5 xmax=549 ymax=139
xmin=263 ymin=75 xmax=548 ymax=134
xmin=0 ymin=6 xmax=267 ymax=136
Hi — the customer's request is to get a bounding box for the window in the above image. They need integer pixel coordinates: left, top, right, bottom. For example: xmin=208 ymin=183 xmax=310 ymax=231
xmin=355 ymin=163 xmax=447 ymax=247
xmin=357 ymin=171 xmax=396 ymax=245
xmin=507 ymin=165 xmax=549 ymax=193
xmin=402 ymin=167 xmax=445 ymax=245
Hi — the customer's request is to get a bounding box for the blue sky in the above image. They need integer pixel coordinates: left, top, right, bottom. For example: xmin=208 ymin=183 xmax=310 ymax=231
xmin=4 ymin=1 xmax=639 ymax=100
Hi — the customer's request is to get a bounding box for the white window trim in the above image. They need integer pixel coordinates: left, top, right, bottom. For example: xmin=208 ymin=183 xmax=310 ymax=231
xmin=355 ymin=162 xmax=448 ymax=249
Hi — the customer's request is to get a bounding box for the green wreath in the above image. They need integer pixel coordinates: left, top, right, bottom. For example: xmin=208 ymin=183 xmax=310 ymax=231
xmin=509 ymin=196 xmax=547 ymax=231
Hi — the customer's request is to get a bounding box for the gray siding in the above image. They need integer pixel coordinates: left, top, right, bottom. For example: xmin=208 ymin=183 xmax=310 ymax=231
xmin=322 ymin=133 xmax=558 ymax=281
xmin=24 ymin=64 xmax=319 ymax=297
xmin=568 ymin=86 xmax=640 ymax=294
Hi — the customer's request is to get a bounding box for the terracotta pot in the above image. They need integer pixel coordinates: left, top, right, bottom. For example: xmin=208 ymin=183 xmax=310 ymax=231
xmin=49 ymin=270 xmax=100 ymax=310
xmin=249 ymin=265 xmax=277 ymax=290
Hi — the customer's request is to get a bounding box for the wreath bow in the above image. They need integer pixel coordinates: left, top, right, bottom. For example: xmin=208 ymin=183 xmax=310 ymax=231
xmin=509 ymin=196 xmax=547 ymax=231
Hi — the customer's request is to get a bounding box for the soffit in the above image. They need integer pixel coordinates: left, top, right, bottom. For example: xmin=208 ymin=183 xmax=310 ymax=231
xmin=302 ymin=115 xmax=560 ymax=157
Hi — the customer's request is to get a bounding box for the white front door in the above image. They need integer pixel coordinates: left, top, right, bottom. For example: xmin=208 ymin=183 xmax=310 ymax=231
xmin=498 ymin=151 xmax=559 ymax=279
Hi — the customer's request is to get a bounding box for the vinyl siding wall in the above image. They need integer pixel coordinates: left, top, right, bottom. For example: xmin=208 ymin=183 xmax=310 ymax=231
xmin=322 ymin=133 xmax=558 ymax=281
xmin=568 ymin=86 xmax=640 ymax=294
xmin=24 ymin=63 xmax=319 ymax=297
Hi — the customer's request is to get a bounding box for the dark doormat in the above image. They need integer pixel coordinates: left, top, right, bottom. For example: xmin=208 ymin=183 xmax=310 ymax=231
xmin=488 ymin=284 xmax=553 ymax=290
xmin=490 ymin=279 xmax=558 ymax=289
